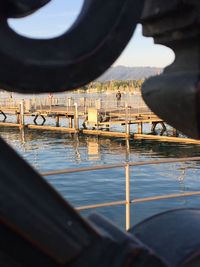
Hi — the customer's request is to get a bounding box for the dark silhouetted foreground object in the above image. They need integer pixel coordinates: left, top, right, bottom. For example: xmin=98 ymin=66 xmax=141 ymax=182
xmin=0 ymin=0 xmax=51 ymax=18
xmin=1 ymin=135 xmax=200 ymax=266
xmin=0 ymin=0 xmax=144 ymax=93
xmin=131 ymin=209 xmax=200 ymax=267
xmin=0 ymin=1 xmax=200 ymax=266
xmin=0 ymin=137 xmax=165 ymax=267
xmin=141 ymin=0 xmax=200 ymax=139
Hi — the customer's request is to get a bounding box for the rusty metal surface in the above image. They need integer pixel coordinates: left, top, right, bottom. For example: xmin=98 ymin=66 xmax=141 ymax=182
xmin=141 ymin=0 xmax=200 ymax=139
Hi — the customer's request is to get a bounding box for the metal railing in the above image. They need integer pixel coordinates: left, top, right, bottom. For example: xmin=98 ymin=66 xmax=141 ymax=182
xmin=42 ymin=156 xmax=200 ymax=230
xmin=0 ymin=95 xmax=151 ymax=114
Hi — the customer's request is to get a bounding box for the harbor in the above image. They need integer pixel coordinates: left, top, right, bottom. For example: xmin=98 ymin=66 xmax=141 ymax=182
xmin=1 ymin=91 xmax=200 ymax=230
xmin=1 ymin=0 xmax=200 ymax=264
xmin=0 ymin=94 xmax=199 ymax=144
xmin=2 ymin=126 xmax=200 ymax=229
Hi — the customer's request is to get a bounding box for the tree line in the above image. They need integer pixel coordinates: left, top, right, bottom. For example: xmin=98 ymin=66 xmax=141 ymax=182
xmin=80 ymin=79 xmax=145 ymax=93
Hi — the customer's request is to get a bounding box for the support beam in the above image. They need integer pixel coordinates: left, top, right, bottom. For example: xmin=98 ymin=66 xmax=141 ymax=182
xmin=74 ymin=103 xmax=79 ymax=130
xmin=19 ymin=100 xmax=25 ymax=126
xmin=138 ymin=122 xmax=143 ymax=134
xmin=16 ymin=113 xmax=20 ymax=124
xmin=68 ymin=116 xmax=73 ymax=128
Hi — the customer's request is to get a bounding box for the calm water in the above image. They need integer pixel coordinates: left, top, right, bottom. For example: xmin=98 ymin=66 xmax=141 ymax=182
xmin=2 ymin=127 xmax=200 ymax=229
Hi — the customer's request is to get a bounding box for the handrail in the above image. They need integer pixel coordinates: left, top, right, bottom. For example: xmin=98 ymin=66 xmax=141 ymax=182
xmin=41 ymin=156 xmax=200 ymax=176
xmin=41 ymin=156 xmax=200 ymax=230
xmin=76 ymin=191 xmax=200 ymax=211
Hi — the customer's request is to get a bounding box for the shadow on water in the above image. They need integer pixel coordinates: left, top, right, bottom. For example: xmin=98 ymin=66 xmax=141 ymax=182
xmin=1 ymin=127 xmax=200 ymax=228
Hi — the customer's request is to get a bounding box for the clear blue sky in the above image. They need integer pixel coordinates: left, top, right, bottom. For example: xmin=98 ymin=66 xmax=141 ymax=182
xmin=9 ymin=0 xmax=174 ymax=68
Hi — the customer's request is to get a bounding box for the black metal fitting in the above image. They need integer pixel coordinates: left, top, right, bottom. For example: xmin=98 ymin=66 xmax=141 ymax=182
xmin=0 ymin=0 xmax=144 ymax=93
xmin=141 ymin=0 xmax=200 ymax=139
xmin=0 ymin=1 xmax=200 ymax=266
xmin=131 ymin=209 xmax=200 ymax=267
xmin=0 ymin=0 xmax=51 ymax=18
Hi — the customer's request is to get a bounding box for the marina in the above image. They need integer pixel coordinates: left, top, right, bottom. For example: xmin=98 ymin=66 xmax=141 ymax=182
xmin=1 ymin=0 xmax=200 ymax=264
xmin=1 ymin=93 xmax=200 ymax=230
xmin=2 ymin=126 xmax=200 ymax=229
xmin=0 ymin=94 xmax=199 ymax=144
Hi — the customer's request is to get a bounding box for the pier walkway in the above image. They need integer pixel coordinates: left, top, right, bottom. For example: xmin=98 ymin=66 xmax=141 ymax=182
xmin=0 ymin=96 xmax=199 ymax=144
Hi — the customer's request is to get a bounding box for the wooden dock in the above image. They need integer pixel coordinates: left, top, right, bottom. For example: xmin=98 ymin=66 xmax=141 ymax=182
xmin=0 ymin=98 xmax=199 ymax=144
xmin=133 ymin=134 xmax=200 ymax=144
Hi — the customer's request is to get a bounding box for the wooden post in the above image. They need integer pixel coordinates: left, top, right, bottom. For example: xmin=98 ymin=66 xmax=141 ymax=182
xmin=125 ymin=103 xmax=130 ymax=137
xmin=74 ymin=103 xmax=79 ymax=130
xmin=125 ymin=139 xmax=130 ymax=161
xmin=68 ymin=116 xmax=73 ymax=128
xmin=125 ymin=163 xmax=131 ymax=231
xmin=173 ymin=128 xmax=178 ymax=137
xmin=126 ymin=123 xmax=130 ymax=136
xmin=56 ymin=115 xmax=60 ymax=127
xmin=19 ymin=100 xmax=25 ymax=126
xmin=24 ymin=99 xmax=32 ymax=112
xmin=138 ymin=122 xmax=143 ymax=134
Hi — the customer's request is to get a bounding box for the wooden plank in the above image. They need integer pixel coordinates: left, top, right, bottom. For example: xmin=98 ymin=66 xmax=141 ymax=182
xmin=27 ymin=125 xmax=78 ymax=133
xmin=97 ymin=119 xmax=163 ymax=125
xmin=134 ymin=134 xmax=200 ymax=144
xmin=0 ymin=122 xmax=20 ymax=127
xmin=108 ymin=112 xmax=157 ymax=117
xmin=82 ymin=129 xmax=130 ymax=138
xmin=36 ymin=109 xmax=75 ymax=116
xmin=0 ymin=107 xmax=19 ymax=111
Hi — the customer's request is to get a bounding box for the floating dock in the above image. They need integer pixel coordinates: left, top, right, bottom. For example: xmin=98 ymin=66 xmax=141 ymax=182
xmin=0 ymin=98 xmax=199 ymax=144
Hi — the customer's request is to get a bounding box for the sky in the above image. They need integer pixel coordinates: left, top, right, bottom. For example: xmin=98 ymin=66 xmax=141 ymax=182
xmin=9 ymin=0 xmax=174 ymax=68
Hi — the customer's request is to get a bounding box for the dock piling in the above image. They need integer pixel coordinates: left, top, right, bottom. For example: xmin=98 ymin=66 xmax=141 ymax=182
xmin=19 ymin=100 xmax=25 ymax=126
xmin=16 ymin=112 xmax=20 ymax=124
xmin=0 ymin=97 xmax=197 ymax=143
xmin=56 ymin=115 xmax=60 ymax=127
xmin=125 ymin=103 xmax=130 ymax=137
xmin=138 ymin=122 xmax=143 ymax=134
xmin=68 ymin=116 xmax=73 ymax=128
xmin=74 ymin=103 xmax=79 ymax=130
xmin=173 ymin=128 xmax=178 ymax=137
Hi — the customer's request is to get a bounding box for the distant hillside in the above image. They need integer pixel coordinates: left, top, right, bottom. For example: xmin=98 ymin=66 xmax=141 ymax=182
xmin=97 ymin=66 xmax=163 ymax=81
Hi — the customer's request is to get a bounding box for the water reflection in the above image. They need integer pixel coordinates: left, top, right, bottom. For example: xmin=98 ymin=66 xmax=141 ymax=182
xmin=1 ymin=127 xmax=200 ymax=228
xmin=1 ymin=127 xmax=200 ymax=166
xmin=87 ymin=137 xmax=100 ymax=161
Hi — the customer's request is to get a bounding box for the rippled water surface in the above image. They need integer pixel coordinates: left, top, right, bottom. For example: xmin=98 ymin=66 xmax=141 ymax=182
xmin=2 ymin=127 xmax=200 ymax=229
